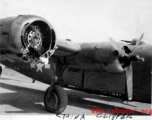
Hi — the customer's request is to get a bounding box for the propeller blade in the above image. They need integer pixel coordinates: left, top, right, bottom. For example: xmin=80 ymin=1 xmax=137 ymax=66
xmin=126 ymin=64 xmax=133 ymax=100
xmin=121 ymin=40 xmax=132 ymax=43
xmin=137 ymin=33 xmax=144 ymax=45
xmin=132 ymin=33 xmax=144 ymax=52
xmin=110 ymin=38 xmax=129 ymax=57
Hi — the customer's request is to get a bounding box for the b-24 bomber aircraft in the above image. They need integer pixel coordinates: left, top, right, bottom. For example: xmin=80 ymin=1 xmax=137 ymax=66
xmin=0 ymin=15 xmax=151 ymax=114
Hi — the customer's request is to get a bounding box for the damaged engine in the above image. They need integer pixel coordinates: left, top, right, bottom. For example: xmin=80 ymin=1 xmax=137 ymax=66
xmin=0 ymin=15 xmax=56 ymax=64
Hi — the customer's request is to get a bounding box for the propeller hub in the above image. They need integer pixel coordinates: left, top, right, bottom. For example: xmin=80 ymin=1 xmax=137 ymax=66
xmin=129 ymin=54 xmax=144 ymax=62
xmin=129 ymin=54 xmax=139 ymax=61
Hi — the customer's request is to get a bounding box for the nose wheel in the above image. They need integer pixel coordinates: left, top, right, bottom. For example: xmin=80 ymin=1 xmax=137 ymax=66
xmin=44 ymin=85 xmax=68 ymax=114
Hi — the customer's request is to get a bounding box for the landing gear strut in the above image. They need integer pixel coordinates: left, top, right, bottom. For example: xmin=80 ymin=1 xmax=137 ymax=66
xmin=44 ymin=59 xmax=68 ymax=114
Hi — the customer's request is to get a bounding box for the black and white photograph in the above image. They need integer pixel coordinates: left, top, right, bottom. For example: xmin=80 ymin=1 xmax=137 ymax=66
xmin=0 ymin=0 xmax=152 ymax=120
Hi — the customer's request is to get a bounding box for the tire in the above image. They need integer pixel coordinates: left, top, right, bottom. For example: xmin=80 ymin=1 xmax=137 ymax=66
xmin=44 ymin=85 xmax=68 ymax=114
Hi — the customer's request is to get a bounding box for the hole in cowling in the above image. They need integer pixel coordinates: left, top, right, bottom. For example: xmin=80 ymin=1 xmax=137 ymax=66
xmin=21 ymin=21 xmax=56 ymax=63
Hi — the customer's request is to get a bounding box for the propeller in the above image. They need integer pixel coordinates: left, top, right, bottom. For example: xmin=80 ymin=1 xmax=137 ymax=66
xmin=110 ymin=38 xmax=129 ymax=57
xmin=110 ymin=33 xmax=144 ymax=100
xmin=121 ymin=33 xmax=144 ymax=46
xmin=121 ymin=40 xmax=132 ymax=43
xmin=126 ymin=64 xmax=133 ymax=100
xmin=132 ymin=33 xmax=144 ymax=52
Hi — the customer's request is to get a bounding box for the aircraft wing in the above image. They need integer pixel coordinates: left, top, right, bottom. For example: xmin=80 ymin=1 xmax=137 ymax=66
xmin=53 ymin=39 xmax=81 ymax=57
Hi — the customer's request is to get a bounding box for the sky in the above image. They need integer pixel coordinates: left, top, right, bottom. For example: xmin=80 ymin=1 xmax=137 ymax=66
xmin=0 ymin=0 xmax=152 ymax=44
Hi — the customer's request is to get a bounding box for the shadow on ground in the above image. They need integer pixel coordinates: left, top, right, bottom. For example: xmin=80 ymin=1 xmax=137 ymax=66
xmin=0 ymin=80 xmax=150 ymax=115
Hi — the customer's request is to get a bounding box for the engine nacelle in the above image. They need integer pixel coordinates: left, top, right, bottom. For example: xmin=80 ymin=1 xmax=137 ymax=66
xmin=75 ymin=42 xmax=125 ymax=73
xmin=0 ymin=15 xmax=56 ymax=64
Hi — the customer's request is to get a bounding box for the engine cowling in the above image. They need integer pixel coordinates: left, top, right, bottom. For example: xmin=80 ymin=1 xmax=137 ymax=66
xmin=74 ymin=42 xmax=124 ymax=73
xmin=0 ymin=15 xmax=56 ymax=64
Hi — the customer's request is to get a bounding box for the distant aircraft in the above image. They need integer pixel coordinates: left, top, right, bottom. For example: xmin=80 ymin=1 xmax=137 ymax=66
xmin=0 ymin=15 xmax=151 ymax=114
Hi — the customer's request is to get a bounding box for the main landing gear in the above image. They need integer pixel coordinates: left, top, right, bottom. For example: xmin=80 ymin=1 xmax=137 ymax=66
xmin=43 ymin=58 xmax=68 ymax=114
xmin=44 ymin=84 xmax=68 ymax=114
